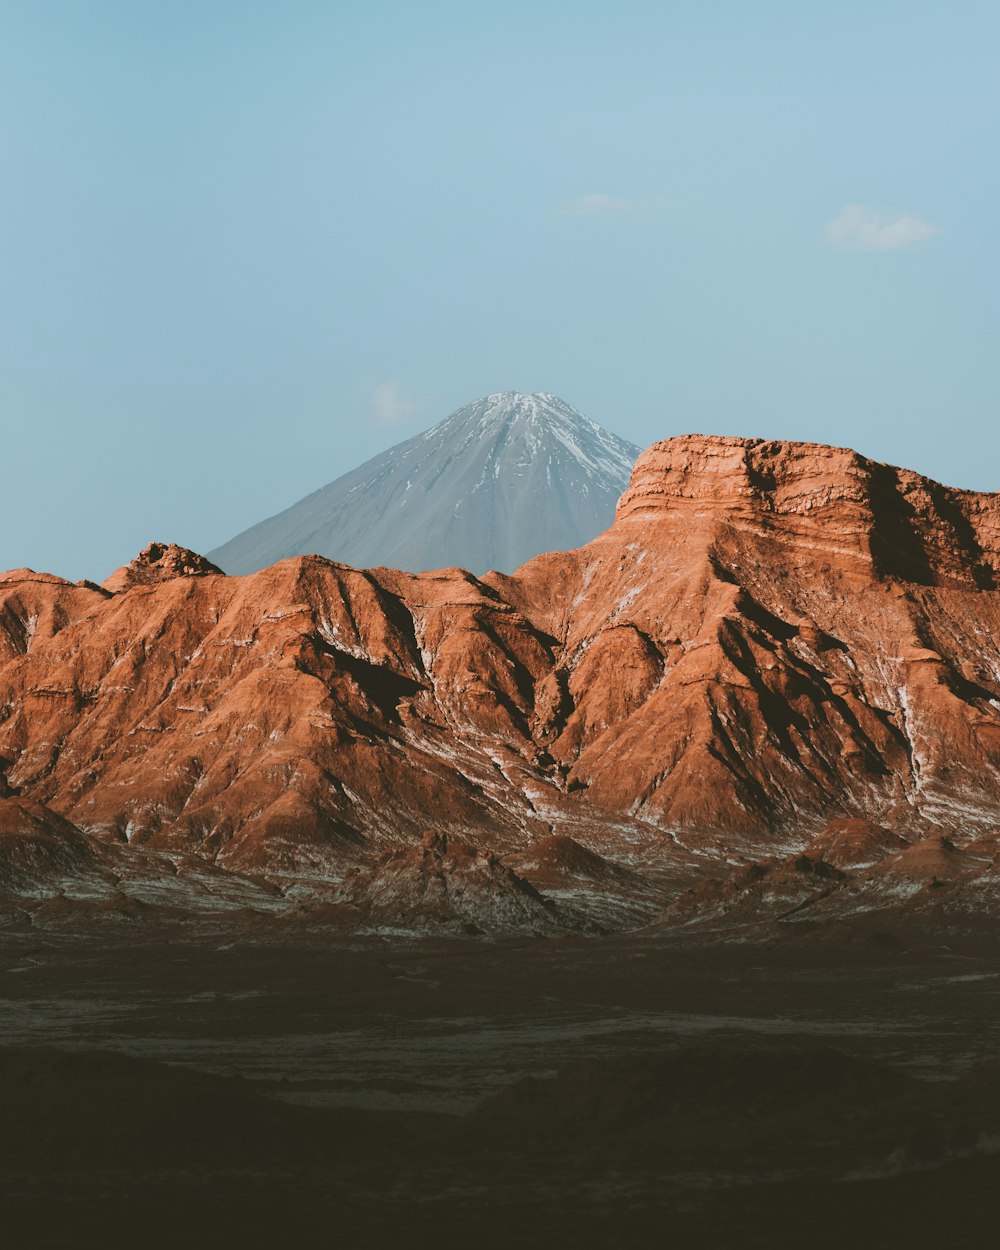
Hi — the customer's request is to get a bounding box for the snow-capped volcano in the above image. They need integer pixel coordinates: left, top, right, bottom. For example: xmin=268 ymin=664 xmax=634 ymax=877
xmin=209 ymin=392 xmax=641 ymax=575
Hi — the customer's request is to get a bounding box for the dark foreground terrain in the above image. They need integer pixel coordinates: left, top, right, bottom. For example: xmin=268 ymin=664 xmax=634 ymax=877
xmin=2 ymin=910 xmax=1000 ymax=1249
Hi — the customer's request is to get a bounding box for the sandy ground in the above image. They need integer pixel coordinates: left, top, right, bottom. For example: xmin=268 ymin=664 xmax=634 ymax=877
xmin=2 ymin=911 xmax=1000 ymax=1248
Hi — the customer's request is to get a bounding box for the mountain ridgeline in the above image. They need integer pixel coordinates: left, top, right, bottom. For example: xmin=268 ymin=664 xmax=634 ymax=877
xmin=5 ymin=433 xmax=1000 ymax=936
xmin=209 ymin=392 xmax=640 ymax=576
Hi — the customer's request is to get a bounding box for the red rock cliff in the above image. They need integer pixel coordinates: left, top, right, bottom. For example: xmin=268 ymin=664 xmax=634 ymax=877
xmin=3 ymin=435 xmax=1000 ymax=884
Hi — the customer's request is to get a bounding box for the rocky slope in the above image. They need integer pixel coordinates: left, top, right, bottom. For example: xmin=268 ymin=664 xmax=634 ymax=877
xmin=335 ymin=830 xmax=579 ymax=936
xmin=208 ymin=392 xmax=640 ymax=576
xmin=4 ymin=433 xmax=1000 ymax=931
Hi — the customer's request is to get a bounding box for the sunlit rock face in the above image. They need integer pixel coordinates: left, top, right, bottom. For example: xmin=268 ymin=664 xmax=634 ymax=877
xmin=4 ymin=432 xmax=1000 ymax=930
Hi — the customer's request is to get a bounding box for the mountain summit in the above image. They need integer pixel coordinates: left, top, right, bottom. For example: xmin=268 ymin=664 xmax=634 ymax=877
xmin=209 ymin=392 xmax=640 ymax=576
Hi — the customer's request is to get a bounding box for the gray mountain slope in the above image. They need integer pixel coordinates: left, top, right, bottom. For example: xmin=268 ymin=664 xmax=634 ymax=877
xmin=209 ymin=392 xmax=641 ymax=576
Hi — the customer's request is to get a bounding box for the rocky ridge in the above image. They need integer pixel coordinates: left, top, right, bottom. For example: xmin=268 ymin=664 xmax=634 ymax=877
xmin=4 ymin=433 xmax=1000 ymax=933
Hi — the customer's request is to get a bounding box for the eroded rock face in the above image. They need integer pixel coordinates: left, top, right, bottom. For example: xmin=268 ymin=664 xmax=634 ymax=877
xmin=804 ymin=819 xmax=909 ymax=870
xmin=615 ymin=434 xmax=1000 ymax=591
xmin=4 ymin=433 xmax=1000 ymax=928
xmin=337 ymin=831 xmax=574 ymax=935
xmin=505 ymin=835 xmax=665 ymax=930
xmin=0 ymin=797 xmax=106 ymax=897
xmin=498 ymin=435 xmax=1000 ymax=845
xmin=102 ymin=543 xmax=224 ymax=594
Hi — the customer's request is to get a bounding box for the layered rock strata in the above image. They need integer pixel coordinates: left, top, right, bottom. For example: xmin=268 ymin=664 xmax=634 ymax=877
xmin=4 ymin=434 xmax=1000 ymax=926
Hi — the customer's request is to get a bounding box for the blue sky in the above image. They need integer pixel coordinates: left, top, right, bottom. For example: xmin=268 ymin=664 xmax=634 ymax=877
xmin=1 ymin=0 xmax=996 ymax=579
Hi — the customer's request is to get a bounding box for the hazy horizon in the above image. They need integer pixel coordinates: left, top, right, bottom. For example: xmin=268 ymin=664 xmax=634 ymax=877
xmin=2 ymin=1 xmax=997 ymax=581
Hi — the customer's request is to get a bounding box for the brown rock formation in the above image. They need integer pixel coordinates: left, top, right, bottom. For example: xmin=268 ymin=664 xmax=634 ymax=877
xmin=804 ymin=818 xmax=909 ymax=870
xmin=496 ymin=435 xmax=1000 ymax=846
xmin=0 ymin=797 xmax=104 ymax=896
xmin=505 ymin=835 xmax=665 ymax=929
xmin=338 ymin=830 xmax=572 ymax=934
xmin=102 ymin=542 xmax=223 ymax=594
xmin=4 ymin=433 xmax=1000 ymax=925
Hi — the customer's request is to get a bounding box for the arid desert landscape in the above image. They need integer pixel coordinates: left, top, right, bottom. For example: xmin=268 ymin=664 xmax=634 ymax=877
xmin=5 ymin=4 xmax=995 ymax=1245
xmin=5 ymin=432 xmax=1000 ymax=1246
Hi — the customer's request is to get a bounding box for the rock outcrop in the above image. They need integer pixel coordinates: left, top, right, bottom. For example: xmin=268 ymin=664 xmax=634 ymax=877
xmin=337 ymin=830 xmax=576 ymax=935
xmin=0 ymin=797 xmax=106 ymax=897
xmin=102 ymin=542 xmax=224 ymax=594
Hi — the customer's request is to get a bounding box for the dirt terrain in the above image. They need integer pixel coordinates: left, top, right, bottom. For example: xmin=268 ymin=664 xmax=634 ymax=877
xmin=3 ymin=913 xmax=1000 ymax=1249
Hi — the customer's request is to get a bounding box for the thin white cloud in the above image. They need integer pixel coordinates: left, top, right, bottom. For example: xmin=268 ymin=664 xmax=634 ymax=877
xmin=370 ymin=379 xmax=419 ymax=428
xmin=825 ymin=204 xmax=940 ymax=252
xmin=556 ymin=192 xmax=640 ymax=218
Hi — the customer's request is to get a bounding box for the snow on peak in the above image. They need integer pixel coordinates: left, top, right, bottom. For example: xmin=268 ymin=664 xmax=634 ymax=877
xmin=430 ymin=391 xmax=637 ymax=482
xmin=210 ymin=389 xmax=642 ymax=577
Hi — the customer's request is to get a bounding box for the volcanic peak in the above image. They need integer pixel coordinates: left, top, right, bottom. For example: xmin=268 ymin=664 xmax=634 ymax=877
xmin=208 ymin=390 xmax=639 ymax=577
xmin=428 ymin=391 xmax=638 ymax=481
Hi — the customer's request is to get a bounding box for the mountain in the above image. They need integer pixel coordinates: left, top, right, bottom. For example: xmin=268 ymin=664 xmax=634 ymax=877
xmin=208 ymin=392 xmax=640 ymax=576
xmin=5 ymin=432 xmax=1000 ymax=933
